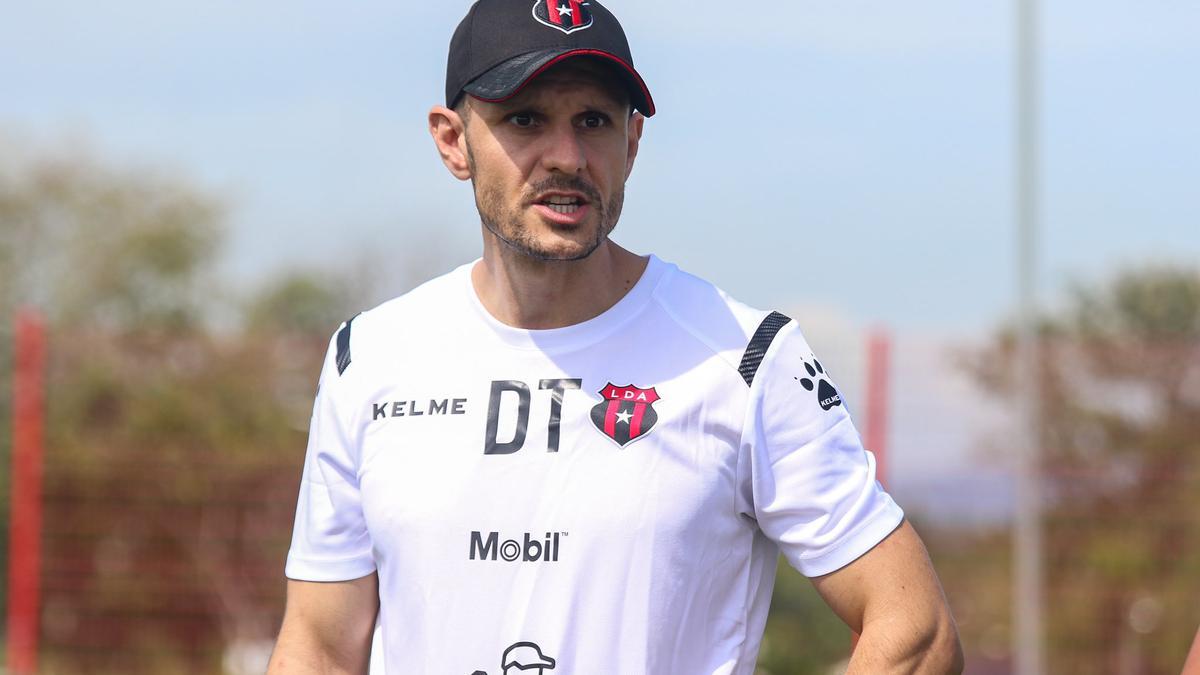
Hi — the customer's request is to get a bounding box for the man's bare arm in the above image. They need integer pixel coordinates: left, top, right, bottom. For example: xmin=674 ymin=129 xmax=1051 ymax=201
xmin=811 ymin=520 xmax=963 ymax=674
xmin=1183 ymin=626 xmax=1200 ymax=675
xmin=268 ymin=573 xmax=380 ymax=674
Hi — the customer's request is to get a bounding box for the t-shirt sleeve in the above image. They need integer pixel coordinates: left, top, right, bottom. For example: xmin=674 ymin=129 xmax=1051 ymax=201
xmin=736 ymin=322 xmax=904 ymax=578
xmin=284 ymin=327 xmax=377 ymax=582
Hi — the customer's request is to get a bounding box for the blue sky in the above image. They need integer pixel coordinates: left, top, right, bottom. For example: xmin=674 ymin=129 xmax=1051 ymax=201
xmin=3 ymin=0 xmax=1198 ymax=333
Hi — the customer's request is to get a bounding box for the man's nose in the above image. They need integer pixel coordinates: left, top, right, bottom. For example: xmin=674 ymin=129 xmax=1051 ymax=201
xmin=539 ymin=123 xmax=587 ymax=174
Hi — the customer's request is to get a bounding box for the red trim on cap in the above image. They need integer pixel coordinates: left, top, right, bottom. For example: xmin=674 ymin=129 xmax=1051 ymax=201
xmin=469 ymin=49 xmax=656 ymax=117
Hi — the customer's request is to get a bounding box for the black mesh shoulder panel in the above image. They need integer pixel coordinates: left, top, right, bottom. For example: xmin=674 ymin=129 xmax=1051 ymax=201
xmin=335 ymin=314 xmax=360 ymax=376
xmin=738 ymin=311 xmax=792 ymax=387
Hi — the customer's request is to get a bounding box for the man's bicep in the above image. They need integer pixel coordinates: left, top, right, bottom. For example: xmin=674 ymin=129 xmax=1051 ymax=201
xmin=269 ymin=573 xmax=379 ymax=674
xmin=809 ymin=519 xmax=945 ymax=633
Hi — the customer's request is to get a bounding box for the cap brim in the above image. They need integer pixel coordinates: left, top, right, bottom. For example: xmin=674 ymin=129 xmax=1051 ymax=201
xmin=462 ymin=48 xmax=655 ymax=117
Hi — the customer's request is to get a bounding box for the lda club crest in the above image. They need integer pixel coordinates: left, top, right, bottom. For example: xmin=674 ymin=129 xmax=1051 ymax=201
xmin=533 ymin=0 xmax=594 ymax=34
xmin=590 ymin=383 xmax=659 ymax=447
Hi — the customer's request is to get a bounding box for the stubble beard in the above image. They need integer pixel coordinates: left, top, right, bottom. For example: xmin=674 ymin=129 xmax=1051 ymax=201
xmin=468 ymin=146 xmax=624 ymax=263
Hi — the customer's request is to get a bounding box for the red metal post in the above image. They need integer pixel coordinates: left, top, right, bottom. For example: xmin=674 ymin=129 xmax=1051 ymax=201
xmin=8 ymin=310 xmax=46 ymax=675
xmin=864 ymin=328 xmax=892 ymax=486
xmin=851 ymin=327 xmax=893 ymax=656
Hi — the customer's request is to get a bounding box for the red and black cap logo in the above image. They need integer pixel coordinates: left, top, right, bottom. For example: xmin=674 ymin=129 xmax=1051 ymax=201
xmin=590 ymin=383 xmax=660 ymax=447
xmin=533 ymin=0 xmax=594 ymax=34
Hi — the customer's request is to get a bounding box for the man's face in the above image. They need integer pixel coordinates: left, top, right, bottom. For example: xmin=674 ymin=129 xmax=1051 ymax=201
xmin=459 ymin=61 xmax=643 ymax=262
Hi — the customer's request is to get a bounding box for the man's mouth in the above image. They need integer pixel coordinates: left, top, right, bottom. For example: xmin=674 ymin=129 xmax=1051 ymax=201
xmin=535 ymin=193 xmax=588 ymax=215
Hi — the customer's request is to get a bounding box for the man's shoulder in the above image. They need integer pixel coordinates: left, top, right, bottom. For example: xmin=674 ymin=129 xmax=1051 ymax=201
xmin=651 ymin=258 xmax=783 ymax=377
xmin=325 ymin=261 xmax=473 ymax=375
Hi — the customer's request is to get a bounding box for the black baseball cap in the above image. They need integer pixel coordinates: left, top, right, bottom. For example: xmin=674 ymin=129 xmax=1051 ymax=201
xmin=445 ymin=0 xmax=655 ymax=117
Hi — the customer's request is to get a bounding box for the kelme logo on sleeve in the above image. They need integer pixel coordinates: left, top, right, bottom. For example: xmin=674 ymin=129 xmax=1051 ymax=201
xmin=795 ymin=357 xmax=842 ymax=411
xmin=590 ymin=383 xmax=660 ymax=447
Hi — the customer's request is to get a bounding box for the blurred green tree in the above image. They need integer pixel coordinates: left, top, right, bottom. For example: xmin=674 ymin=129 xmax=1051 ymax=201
xmin=0 ymin=141 xmax=346 ymax=672
xmin=0 ymin=145 xmax=222 ymax=332
xmin=963 ymin=265 xmax=1200 ymax=673
xmin=245 ymin=270 xmax=352 ymax=337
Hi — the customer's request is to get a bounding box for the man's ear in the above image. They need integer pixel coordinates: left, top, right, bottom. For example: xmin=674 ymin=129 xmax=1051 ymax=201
xmin=429 ymin=105 xmax=471 ymax=181
xmin=624 ymin=111 xmax=645 ymax=180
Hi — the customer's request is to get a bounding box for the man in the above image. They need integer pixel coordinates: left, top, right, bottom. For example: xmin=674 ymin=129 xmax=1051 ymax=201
xmin=1184 ymin=627 xmax=1200 ymax=675
xmin=268 ymin=1 xmax=962 ymax=673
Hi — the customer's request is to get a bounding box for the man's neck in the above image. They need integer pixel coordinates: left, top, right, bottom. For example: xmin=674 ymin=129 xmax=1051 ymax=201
xmin=471 ymin=238 xmax=648 ymax=330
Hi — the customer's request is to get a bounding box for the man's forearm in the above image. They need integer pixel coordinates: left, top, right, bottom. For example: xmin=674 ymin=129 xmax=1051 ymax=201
xmin=267 ymin=577 xmax=378 ymax=675
xmin=1183 ymin=627 xmax=1200 ymax=675
xmin=267 ymin=623 xmax=371 ymax=675
xmin=845 ymin=614 xmax=963 ymax=674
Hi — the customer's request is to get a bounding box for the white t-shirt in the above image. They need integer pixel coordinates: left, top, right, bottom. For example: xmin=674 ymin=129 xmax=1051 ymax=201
xmin=285 ymin=254 xmax=903 ymax=675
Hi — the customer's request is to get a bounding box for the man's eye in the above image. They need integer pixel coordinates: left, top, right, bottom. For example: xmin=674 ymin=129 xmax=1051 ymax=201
xmin=582 ymin=114 xmax=608 ymax=129
xmin=509 ymin=113 xmax=535 ymax=127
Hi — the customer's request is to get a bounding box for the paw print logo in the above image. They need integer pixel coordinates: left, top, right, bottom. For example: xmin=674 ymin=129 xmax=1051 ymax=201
xmin=796 ymin=357 xmax=842 ymax=411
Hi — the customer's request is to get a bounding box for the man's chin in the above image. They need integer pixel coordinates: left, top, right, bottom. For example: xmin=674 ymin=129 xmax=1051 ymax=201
xmin=515 ymin=223 xmax=605 ymax=261
xmin=483 ymin=213 xmax=610 ymax=262
xmin=524 ymin=241 xmax=603 ymax=262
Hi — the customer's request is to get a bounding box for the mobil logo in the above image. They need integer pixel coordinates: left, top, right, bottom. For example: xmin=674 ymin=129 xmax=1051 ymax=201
xmin=469 ymin=530 xmax=564 ymax=562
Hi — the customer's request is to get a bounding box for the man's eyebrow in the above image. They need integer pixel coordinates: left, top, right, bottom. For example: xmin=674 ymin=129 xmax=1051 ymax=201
xmin=484 ymin=91 xmax=627 ymax=116
xmin=489 ymin=99 xmax=543 ymax=113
